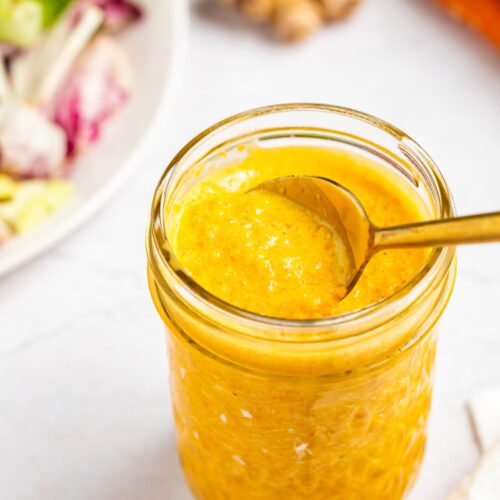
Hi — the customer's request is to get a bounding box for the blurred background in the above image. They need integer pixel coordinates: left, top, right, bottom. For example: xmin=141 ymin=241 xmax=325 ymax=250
xmin=1 ymin=0 xmax=500 ymax=498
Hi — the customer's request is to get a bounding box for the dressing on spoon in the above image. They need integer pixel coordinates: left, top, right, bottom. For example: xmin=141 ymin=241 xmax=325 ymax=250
xmin=255 ymin=175 xmax=500 ymax=298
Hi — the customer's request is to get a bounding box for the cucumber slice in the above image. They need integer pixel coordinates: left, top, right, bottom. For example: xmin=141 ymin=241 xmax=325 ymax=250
xmin=0 ymin=0 xmax=75 ymax=47
xmin=0 ymin=0 xmax=43 ymax=47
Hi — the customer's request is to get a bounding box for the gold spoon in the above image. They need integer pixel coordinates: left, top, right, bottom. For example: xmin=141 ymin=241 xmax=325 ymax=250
xmin=255 ymin=176 xmax=500 ymax=295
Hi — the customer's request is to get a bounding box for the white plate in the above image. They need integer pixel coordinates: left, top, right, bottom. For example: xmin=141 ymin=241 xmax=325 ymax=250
xmin=0 ymin=0 xmax=188 ymax=277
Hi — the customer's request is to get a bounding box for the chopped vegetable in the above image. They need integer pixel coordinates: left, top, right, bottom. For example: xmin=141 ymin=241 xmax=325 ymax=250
xmin=0 ymin=0 xmax=43 ymax=47
xmin=37 ymin=0 xmax=74 ymax=27
xmin=0 ymin=172 xmax=16 ymax=199
xmin=52 ymin=34 xmax=132 ymax=156
xmin=0 ymin=0 xmax=75 ymax=47
xmin=0 ymin=104 xmax=67 ymax=178
xmin=0 ymin=173 xmax=72 ymax=233
xmin=10 ymin=4 xmax=104 ymax=104
xmin=0 ymin=0 xmax=142 ymax=244
xmin=83 ymin=0 xmax=142 ymax=32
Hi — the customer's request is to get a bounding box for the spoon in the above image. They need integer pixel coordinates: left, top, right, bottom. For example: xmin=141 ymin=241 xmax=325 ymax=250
xmin=255 ymin=176 xmax=500 ymax=294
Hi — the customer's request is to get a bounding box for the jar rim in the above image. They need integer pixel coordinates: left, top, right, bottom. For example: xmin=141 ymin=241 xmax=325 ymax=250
xmin=147 ymin=103 xmax=455 ymax=335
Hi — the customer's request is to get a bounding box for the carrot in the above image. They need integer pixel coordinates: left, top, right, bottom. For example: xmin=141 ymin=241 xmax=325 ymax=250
xmin=438 ymin=0 xmax=500 ymax=47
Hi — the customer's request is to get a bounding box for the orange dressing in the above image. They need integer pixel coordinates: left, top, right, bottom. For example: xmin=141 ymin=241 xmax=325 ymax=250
xmin=160 ymin=145 xmax=440 ymax=499
xmin=173 ymin=145 xmax=428 ymax=317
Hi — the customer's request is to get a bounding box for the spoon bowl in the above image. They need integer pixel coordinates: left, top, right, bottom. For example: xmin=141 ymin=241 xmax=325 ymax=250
xmin=254 ymin=176 xmax=373 ymax=293
xmin=255 ymin=175 xmax=500 ymax=300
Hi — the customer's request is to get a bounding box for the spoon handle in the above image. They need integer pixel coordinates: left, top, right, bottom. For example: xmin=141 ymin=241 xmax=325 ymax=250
xmin=374 ymin=212 xmax=500 ymax=249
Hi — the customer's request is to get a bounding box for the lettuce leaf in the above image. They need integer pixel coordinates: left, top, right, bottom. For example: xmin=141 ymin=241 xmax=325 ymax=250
xmin=36 ymin=0 xmax=74 ymax=27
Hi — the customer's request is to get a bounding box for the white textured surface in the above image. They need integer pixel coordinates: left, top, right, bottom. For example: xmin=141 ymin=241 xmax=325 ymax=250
xmin=1 ymin=1 xmax=500 ymax=499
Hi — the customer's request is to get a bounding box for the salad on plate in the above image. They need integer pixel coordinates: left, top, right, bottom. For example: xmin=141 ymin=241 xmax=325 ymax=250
xmin=0 ymin=0 xmax=143 ymax=245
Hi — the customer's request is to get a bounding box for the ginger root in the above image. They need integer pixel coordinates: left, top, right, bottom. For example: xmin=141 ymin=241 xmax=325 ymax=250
xmin=217 ymin=0 xmax=362 ymax=41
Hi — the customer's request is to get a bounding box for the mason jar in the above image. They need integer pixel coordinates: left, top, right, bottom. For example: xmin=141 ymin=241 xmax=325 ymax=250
xmin=146 ymin=104 xmax=456 ymax=499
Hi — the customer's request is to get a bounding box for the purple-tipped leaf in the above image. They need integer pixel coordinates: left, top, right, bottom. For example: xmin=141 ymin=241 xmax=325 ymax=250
xmin=81 ymin=0 xmax=143 ymax=32
xmin=52 ymin=35 xmax=132 ymax=157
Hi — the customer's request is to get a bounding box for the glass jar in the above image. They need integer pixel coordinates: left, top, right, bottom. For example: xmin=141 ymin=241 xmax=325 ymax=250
xmin=146 ymin=104 xmax=456 ymax=499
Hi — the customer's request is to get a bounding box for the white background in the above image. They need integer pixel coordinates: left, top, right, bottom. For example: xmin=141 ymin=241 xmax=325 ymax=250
xmin=1 ymin=1 xmax=500 ymax=498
